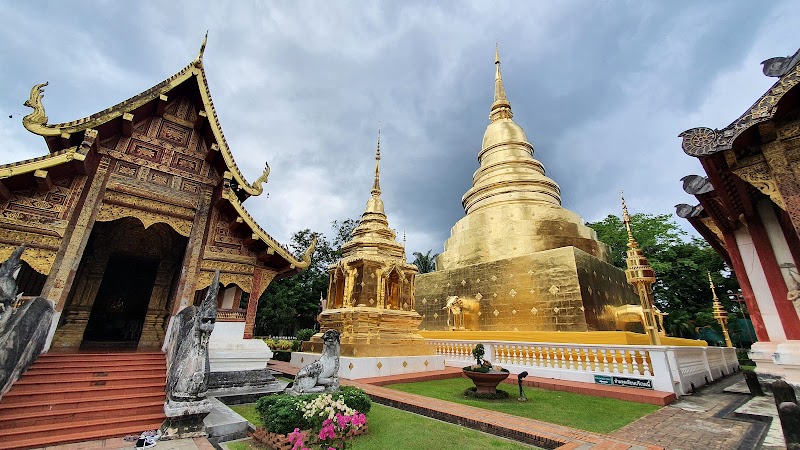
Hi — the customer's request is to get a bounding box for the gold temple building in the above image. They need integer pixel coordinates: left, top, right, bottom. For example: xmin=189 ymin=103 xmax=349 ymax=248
xmin=417 ymin=49 xmax=679 ymax=342
xmin=303 ymin=131 xmax=434 ymax=358
xmin=0 ymin=39 xmax=314 ymax=350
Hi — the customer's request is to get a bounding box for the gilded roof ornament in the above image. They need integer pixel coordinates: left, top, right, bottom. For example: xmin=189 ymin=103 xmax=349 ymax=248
xmin=620 ymin=191 xmax=639 ymax=250
xmin=195 ymin=31 xmax=209 ymax=66
xmin=251 ymin=162 xmax=270 ymax=193
xmin=372 ymin=125 xmax=381 ymax=197
xmin=490 ymin=44 xmax=513 ymax=122
xmin=22 ymin=82 xmax=49 ymax=130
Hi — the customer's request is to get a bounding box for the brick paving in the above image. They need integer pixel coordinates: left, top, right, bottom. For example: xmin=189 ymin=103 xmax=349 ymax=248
xmin=610 ymin=376 xmax=762 ymax=450
xmin=37 ymin=437 xmax=215 ymax=450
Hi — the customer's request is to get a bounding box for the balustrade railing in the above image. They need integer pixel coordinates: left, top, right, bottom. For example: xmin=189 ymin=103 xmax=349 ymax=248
xmin=428 ymin=339 xmax=739 ymax=396
xmin=217 ymin=308 xmax=246 ymax=322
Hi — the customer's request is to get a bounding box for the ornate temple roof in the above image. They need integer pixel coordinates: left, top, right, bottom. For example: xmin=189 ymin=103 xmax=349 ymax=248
xmin=13 ymin=34 xmax=268 ymax=200
xmin=680 ymin=47 xmax=800 ymax=158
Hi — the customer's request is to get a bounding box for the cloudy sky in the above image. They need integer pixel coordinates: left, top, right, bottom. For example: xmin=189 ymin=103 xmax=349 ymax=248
xmin=1 ymin=1 xmax=798 ymax=258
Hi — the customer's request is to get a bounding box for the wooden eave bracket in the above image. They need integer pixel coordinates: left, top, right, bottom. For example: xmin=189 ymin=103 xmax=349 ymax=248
xmin=122 ymin=113 xmax=134 ymax=136
xmin=60 ymin=132 xmax=71 ymax=150
xmin=206 ymin=142 xmax=220 ymax=162
xmin=243 ymin=233 xmax=260 ymax=246
xmin=257 ymin=246 xmax=276 ymax=263
xmin=228 ymin=216 xmax=245 ymax=233
xmin=34 ymin=169 xmax=53 ymax=192
xmin=156 ymin=94 xmax=168 ymax=117
xmin=194 ymin=110 xmax=207 ymax=131
xmin=0 ymin=181 xmax=10 ymax=202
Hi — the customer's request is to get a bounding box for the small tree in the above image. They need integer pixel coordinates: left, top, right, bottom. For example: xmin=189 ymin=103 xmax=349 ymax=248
xmin=472 ymin=343 xmax=485 ymax=366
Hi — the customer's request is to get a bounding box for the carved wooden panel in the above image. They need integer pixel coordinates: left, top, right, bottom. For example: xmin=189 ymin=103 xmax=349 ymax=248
xmin=99 ymin=93 xmax=220 ymax=189
xmin=206 ymin=208 xmax=258 ymax=259
xmin=0 ymin=176 xmax=86 ymax=235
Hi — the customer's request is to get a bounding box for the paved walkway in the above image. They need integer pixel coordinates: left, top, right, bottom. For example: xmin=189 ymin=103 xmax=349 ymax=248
xmin=610 ymin=376 xmax=773 ymax=450
xmin=35 ymin=437 xmax=215 ymax=450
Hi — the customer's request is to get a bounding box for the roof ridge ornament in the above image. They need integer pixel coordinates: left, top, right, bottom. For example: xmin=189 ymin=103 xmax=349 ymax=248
xmin=22 ymin=82 xmax=49 ymax=130
xmin=251 ymin=162 xmax=270 ymax=193
xmin=195 ymin=30 xmax=209 ymax=66
xmin=490 ymin=44 xmax=513 ymax=122
xmin=761 ymin=47 xmax=800 ymax=77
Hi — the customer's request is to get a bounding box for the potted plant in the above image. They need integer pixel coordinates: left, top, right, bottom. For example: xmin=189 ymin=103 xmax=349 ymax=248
xmin=462 ymin=343 xmax=510 ymax=397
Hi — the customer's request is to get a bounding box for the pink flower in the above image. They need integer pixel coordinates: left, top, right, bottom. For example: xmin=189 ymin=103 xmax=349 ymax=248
xmin=351 ymin=412 xmax=367 ymax=428
xmin=336 ymin=413 xmax=351 ymax=429
xmin=287 ymin=428 xmax=308 ymax=450
xmin=318 ymin=422 xmax=336 ymax=440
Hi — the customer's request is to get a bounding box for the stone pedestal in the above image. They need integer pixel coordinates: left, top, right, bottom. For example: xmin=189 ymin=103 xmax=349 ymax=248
xmin=776 ymin=341 xmax=800 ymax=387
xmin=209 ymin=322 xmax=272 ymax=371
xmin=160 ymin=399 xmax=213 ymax=439
xmin=290 ymin=352 xmax=445 ymax=380
xmin=751 ymin=341 xmax=786 ymax=383
xmin=304 ymin=308 xmax=434 ymax=358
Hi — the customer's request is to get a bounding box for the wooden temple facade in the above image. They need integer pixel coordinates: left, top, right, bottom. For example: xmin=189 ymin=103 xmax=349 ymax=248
xmin=676 ymin=47 xmax=800 ymax=384
xmin=0 ymin=42 xmax=313 ymax=349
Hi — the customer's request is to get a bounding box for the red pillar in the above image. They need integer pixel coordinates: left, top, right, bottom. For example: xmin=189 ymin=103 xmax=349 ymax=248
xmin=723 ymin=232 xmax=769 ymax=341
xmin=747 ymin=212 xmax=800 ymax=340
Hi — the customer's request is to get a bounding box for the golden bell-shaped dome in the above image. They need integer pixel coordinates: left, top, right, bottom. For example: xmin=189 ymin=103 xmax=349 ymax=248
xmin=436 ymin=47 xmax=610 ymax=270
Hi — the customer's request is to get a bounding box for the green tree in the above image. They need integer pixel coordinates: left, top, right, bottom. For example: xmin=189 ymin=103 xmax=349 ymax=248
xmin=255 ymin=219 xmax=358 ymax=336
xmin=588 ymin=213 xmax=742 ymax=343
xmin=412 ymin=250 xmax=438 ymax=273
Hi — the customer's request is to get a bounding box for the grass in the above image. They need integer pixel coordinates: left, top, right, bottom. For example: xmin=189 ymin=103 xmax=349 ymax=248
xmin=229 ymin=403 xmax=540 ymax=450
xmin=230 ymin=403 xmax=261 ymax=425
xmin=387 ymin=378 xmax=659 ymax=434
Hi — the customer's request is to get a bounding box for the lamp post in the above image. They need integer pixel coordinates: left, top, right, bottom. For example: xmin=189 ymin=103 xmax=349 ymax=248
xmin=709 ymin=272 xmax=733 ymax=348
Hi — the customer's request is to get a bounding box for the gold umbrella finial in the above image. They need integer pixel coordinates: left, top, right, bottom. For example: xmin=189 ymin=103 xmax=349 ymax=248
xmin=620 ymin=190 xmax=638 ymax=249
xmin=371 ymin=124 xmax=381 ymax=197
xmin=490 ymin=44 xmax=512 ymax=122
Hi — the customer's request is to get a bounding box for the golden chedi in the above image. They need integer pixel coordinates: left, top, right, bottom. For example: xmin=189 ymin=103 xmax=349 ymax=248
xmin=417 ymin=48 xmax=642 ymax=334
xmin=303 ymin=131 xmax=434 ymax=358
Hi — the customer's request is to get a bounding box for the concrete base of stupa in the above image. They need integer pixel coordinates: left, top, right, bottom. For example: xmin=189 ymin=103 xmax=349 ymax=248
xmin=289 ymin=352 xmax=446 ymax=380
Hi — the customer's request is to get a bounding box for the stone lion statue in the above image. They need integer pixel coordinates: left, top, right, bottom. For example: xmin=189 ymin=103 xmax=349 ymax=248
xmin=288 ymin=329 xmax=340 ymax=394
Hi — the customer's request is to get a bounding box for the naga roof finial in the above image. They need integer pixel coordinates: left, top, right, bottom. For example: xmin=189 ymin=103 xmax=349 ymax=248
xmin=22 ymin=82 xmax=49 ymax=130
xmin=251 ymin=162 xmax=270 ymax=194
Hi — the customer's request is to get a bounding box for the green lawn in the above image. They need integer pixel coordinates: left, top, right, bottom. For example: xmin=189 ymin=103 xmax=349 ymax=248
xmin=386 ymin=377 xmax=659 ymax=434
xmin=229 ymin=403 xmax=540 ymax=449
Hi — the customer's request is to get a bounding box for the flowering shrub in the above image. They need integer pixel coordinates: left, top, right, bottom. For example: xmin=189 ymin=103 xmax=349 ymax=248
xmin=287 ymin=410 xmax=368 ymax=450
xmin=255 ymin=387 xmax=371 ymax=435
xmin=263 ymin=338 xmax=297 ymax=351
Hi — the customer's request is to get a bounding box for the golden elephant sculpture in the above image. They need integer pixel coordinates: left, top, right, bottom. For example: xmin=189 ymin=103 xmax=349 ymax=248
xmin=443 ymin=295 xmax=481 ymax=331
xmin=601 ymin=304 xmax=667 ymax=336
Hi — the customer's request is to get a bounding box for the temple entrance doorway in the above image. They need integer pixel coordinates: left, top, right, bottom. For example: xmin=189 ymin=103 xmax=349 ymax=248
xmin=52 ymin=217 xmax=189 ymax=350
xmin=82 ymin=254 xmax=159 ymax=347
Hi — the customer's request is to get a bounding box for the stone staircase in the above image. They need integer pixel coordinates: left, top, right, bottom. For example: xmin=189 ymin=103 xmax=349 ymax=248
xmin=0 ymin=351 xmax=167 ymax=450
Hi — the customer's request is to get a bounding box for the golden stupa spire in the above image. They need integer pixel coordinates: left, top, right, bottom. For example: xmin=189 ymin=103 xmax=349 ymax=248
xmin=709 ymin=271 xmax=733 ymax=347
xmin=371 ymin=125 xmax=381 ymax=197
xmin=490 ymin=44 xmax=513 ymax=122
xmin=621 ymin=191 xmax=639 ymax=249
xmin=621 ymin=191 xmax=661 ymax=345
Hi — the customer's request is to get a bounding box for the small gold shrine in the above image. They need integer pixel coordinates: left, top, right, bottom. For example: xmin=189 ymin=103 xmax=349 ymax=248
xmin=303 ymin=131 xmax=434 ymax=357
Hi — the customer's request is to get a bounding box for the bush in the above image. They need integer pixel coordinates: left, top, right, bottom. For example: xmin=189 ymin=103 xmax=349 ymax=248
xmin=297 ymin=328 xmax=316 ymax=342
xmin=272 ymin=350 xmax=291 ymax=362
xmin=255 ymin=387 xmax=372 ymax=435
xmin=339 ymin=386 xmax=372 ymax=414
